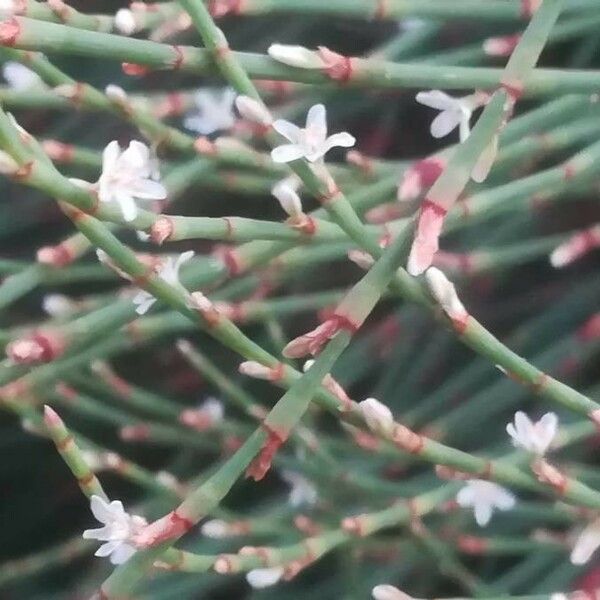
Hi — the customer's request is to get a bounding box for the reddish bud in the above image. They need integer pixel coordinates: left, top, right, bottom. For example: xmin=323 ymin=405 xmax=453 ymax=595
xmin=317 ymin=46 xmax=353 ymax=83
xmin=246 ymin=428 xmax=285 ymax=481
xmin=398 ymin=156 xmax=445 ymax=202
xmin=121 ymin=62 xmax=150 ymax=76
xmin=6 ymin=331 xmax=65 ymax=364
xmin=37 ymin=243 xmax=74 ymax=267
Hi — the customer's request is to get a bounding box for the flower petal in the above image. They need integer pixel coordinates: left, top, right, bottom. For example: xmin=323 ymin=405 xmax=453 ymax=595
xmin=115 ymin=193 xmax=138 ymax=222
xmin=184 ymin=115 xmax=217 ymax=135
xmin=306 ymin=104 xmax=327 ymax=142
xmin=416 ymin=90 xmax=456 ymax=111
xmin=473 ymin=501 xmax=493 ymax=526
xmin=273 ymin=119 xmax=303 ymax=144
xmin=323 ymin=132 xmax=356 ymax=153
xmin=102 ymin=141 xmax=121 ymax=174
xmin=89 ymin=495 xmax=112 ymax=524
xmin=95 ymin=541 xmax=120 ymax=558
xmin=537 ymin=412 xmax=558 ymax=451
xmin=271 ymin=144 xmax=306 ymax=163
xmin=456 ymin=484 xmax=475 ymax=507
xmin=430 ymin=109 xmax=461 ymax=138
xmin=110 ymin=542 xmax=136 ymax=565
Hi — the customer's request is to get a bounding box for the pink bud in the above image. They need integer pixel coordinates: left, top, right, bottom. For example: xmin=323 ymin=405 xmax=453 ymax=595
xmin=550 ymin=225 xmax=600 ymax=268
xmin=358 ymin=397 xmax=394 ymax=434
xmin=283 ymin=318 xmax=343 ymax=359
xmin=398 ymin=157 xmax=445 ymax=202
xmin=483 ymin=34 xmax=521 ymax=57
xmin=407 ymin=200 xmax=447 ymax=276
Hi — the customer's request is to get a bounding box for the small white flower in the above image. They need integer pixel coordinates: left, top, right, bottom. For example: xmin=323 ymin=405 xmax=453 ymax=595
xmin=358 ymin=397 xmax=394 ymax=435
xmin=271 ymin=104 xmax=355 ymax=163
xmin=267 ymin=44 xmax=324 ymax=69
xmin=246 ymin=566 xmax=284 ymax=589
xmin=2 ymin=62 xmax=42 ymax=90
xmin=456 ymin=480 xmax=515 ymax=527
xmin=132 ymin=251 xmax=194 ymax=315
xmin=98 ymin=140 xmax=167 ymax=222
xmin=570 ymin=518 xmax=600 ymax=565
xmin=281 ymin=471 xmax=318 ymax=507
xmin=373 ymin=585 xmax=414 ymax=600
xmin=183 ymin=88 xmax=236 ymax=135
xmin=416 ymin=90 xmax=481 ymax=143
xmin=82 ymin=495 xmax=146 ymax=565
xmin=115 ymin=8 xmax=137 ymax=35
xmin=201 ymin=519 xmax=229 ymax=539
xmin=272 ymin=177 xmax=303 ymax=218
xmin=235 ymin=95 xmax=273 ymax=126
xmin=506 ymin=411 xmax=558 ymax=456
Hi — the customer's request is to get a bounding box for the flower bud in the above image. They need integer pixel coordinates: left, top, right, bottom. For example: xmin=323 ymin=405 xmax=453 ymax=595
xmin=425 ymin=267 xmax=467 ymax=322
xmin=268 ymin=44 xmax=325 ymax=69
xmin=105 ymin=84 xmax=129 ymax=103
xmin=115 ymin=8 xmax=137 ymax=35
xmin=246 ymin=567 xmax=284 ymax=589
xmin=272 ymin=179 xmax=303 ymax=218
xmin=239 ymin=361 xmax=272 ymax=380
xmin=234 ymin=95 xmax=273 ymax=126
xmin=201 ymin=519 xmax=229 ymax=539
xmin=358 ymin=398 xmax=394 ymax=435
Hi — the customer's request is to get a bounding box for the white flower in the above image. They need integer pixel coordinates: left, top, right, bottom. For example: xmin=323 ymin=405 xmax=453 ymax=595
xmin=271 ymin=104 xmax=355 ymax=163
xmin=98 ymin=140 xmax=167 ymax=222
xmin=416 ymin=90 xmax=481 ymax=142
xmin=506 ymin=411 xmax=558 ymax=456
xmin=272 ymin=177 xmax=303 ymax=218
xmin=570 ymin=518 xmax=600 ymax=565
xmin=358 ymin=398 xmax=394 ymax=435
xmin=132 ymin=251 xmax=194 ymax=315
xmin=246 ymin=566 xmax=284 ymax=589
xmin=373 ymin=585 xmax=413 ymax=600
xmin=183 ymin=88 xmax=236 ymax=135
xmin=281 ymin=471 xmax=318 ymax=507
xmin=82 ymin=495 xmax=147 ymax=565
xmin=2 ymin=62 xmax=42 ymax=90
xmin=456 ymin=480 xmax=515 ymax=526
